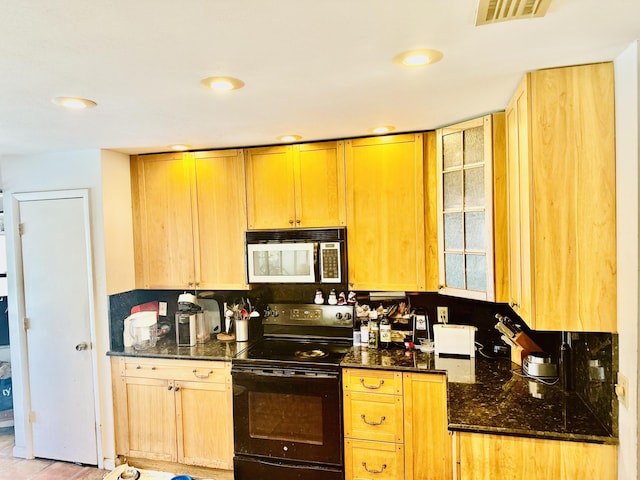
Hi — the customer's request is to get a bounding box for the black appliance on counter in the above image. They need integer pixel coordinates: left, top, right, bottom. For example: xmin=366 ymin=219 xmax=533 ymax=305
xmin=231 ymin=303 xmax=354 ymax=480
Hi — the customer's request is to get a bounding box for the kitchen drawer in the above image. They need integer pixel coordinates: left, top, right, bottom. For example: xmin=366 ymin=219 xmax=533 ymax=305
xmin=119 ymin=357 xmax=229 ymax=383
xmin=344 ymin=439 xmax=404 ymax=480
xmin=343 ymin=368 xmax=403 ymax=395
xmin=344 ymin=391 xmax=403 ymax=443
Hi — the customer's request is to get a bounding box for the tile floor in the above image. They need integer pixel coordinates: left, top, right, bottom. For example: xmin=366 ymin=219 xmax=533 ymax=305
xmin=0 ymin=427 xmax=108 ymax=479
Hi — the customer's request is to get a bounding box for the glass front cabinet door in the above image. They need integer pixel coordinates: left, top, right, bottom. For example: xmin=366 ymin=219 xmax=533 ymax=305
xmin=436 ymin=114 xmax=508 ymax=302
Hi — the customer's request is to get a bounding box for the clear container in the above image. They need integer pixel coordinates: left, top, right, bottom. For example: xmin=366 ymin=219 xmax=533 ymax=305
xmin=196 ymin=311 xmax=210 ymax=344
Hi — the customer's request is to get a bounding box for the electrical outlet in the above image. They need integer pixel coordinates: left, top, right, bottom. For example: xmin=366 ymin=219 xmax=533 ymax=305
xmin=616 ymin=372 xmax=629 ymax=409
xmin=436 ymin=306 xmax=448 ymax=324
xmin=159 ymin=302 xmax=167 ymax=317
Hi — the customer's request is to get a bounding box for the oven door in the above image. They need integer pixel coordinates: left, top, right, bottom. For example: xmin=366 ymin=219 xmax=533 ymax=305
xmin=232 ymin=365 xmax=342 ymax=466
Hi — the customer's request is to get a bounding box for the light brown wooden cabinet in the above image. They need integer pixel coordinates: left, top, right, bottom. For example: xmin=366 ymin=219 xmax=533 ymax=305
xmin=111 ymin=357 xmax=234 ymax=471
xmin=455 ymin=432 xmax=617 ymax=480
xmin=345 ymin=134 xmax=427 ymax=291
xmin=505 ymin=62 xmax=617 ymax=332
xmin=131 ymin=150 xmax=248 ymax=290
xmin=245 ymin=141 xmax=346 ymax=229
xmin=343 ymin=368 xmax=450 ymax=480
xmin=436 ymin=114 xmax=508 ymax=302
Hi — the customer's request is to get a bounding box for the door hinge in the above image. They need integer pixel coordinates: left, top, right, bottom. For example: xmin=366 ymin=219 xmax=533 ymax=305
xmin=23 ymin=317 xmax=29 ymax=330
xmin=18 ymin=223 xmax=24 ymax=235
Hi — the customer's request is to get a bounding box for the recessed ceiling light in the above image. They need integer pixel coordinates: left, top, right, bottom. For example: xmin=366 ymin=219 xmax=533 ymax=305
xmin=170 ymin=144 xmax=191 ymax=152
xmin=200 ymin=76 xmax=245 ymax=91
xmin=52 ymin=96 xmax=97 ymax=109
xmin=279 ymin=135 xmax=302 ymax=143
xmin=393 ymin=49 xmax=443 ymax=67
xmin=370 ymin=126 xmax=395 ymax=135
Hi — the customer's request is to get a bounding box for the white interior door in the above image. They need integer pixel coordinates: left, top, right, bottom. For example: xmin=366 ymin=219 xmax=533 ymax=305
xmin=18 ymin=193 xmax=98 ymax=464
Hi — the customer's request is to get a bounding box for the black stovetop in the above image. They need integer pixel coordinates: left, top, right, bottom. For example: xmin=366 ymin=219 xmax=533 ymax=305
xmin=234 ymin=337 xmax=352 ymax=368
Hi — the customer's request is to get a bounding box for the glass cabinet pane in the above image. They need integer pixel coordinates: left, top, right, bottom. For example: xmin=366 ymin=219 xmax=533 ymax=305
xmin=465 ymin=254 xmax=487 ymax=292
xmin=464 ymin=166 xmax=484 ymax=208
xmin=463 ymin=126 xmax=484 ymax=165
xmin=443 ymin=171 xmax=462 ymax=210
xmin=444 ymin=213 xmax=463 ymax=250
xmin=464 ymin=211 xmax=485 ymax=251
xmin=443 ymin=132 xmax=462 ymax=169
xmin=445 ymin=253 xmax=464 ymax=289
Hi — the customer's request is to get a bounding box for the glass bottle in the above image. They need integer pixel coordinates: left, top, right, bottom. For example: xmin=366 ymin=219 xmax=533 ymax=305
xmin=379 ymin=314 xmax=391 ymax=349
xmin=368 ymin=315 xmax=379 ymax=349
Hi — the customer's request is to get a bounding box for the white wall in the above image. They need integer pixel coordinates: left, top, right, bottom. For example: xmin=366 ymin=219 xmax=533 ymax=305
xmin=0 ymin=149 xmax=130 ymax=468
xmin=614 ymin=41 xmax=640 ymax=480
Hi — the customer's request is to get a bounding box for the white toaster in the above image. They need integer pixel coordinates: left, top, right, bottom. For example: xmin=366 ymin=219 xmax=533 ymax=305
xmin=433 ymin=324 xmax=477 ymax=357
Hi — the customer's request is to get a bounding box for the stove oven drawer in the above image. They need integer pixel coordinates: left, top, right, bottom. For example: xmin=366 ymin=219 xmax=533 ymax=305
xmin=343 ymin=368 xmax=403 ymax=395
xmin=344 ymin=439 xmax=404 ymax=480
xmin=344 ymin=391 xmax=404 ymax=443
xmin=120 ymin=357 xmax=229 ymax=384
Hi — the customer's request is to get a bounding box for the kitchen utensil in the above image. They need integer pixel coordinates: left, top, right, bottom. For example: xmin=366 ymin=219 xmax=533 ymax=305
xmin=127 ymin=311 xmax=158 ymax=350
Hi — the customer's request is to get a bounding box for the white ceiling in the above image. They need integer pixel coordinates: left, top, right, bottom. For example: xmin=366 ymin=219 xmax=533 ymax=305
xmin=1 ymin=0 xmax=639 ymax=156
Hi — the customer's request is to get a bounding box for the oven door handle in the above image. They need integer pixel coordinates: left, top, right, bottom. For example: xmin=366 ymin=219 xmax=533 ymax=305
xmin=233 ymin=367 xmax=340 ymax=379
xmin=254 ymin=457 xmax=341 ymax=472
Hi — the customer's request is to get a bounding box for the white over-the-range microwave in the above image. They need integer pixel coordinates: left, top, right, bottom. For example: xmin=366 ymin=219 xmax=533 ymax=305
xmin=245 ymin=227 xmax=346 ymax=284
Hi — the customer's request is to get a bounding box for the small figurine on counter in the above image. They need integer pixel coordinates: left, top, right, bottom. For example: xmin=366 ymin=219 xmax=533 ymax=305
xmin=327 ymin=289 xmax=338 ymax=305
xmin=347 ymin=291 xmax=357 ymax=304
xmin=314 ymin=289 xmax=324 ymax=304
xmin=337 ymin=291 xmax=347 ymax=305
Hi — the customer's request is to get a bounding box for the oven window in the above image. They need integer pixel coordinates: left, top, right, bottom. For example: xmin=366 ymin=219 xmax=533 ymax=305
xmin=248 ymin=391 xmax=323 ymax=445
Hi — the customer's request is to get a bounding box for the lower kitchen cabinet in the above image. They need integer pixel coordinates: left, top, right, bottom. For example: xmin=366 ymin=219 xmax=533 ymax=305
xmin=111 ymin=357 xmax=233 ymax=470
xmin=343 ymin=368 xmax=450 ymax=480
xmin=455 ymin=432 xmax=617 ymax=480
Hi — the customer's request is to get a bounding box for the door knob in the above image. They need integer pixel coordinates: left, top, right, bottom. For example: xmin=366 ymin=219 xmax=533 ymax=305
xmin=75 ymin=342 xmax=89 ymax=351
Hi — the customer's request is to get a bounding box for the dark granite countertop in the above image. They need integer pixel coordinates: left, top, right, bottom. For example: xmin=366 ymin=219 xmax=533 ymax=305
xmin=107 ymin=337 xmax=254 ymax=361
xmin=341 ymin=346 xmax=616 ymax=445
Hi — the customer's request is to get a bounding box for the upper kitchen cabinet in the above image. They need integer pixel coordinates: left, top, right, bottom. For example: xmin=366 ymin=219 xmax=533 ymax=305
xmin=245 ymin=141 xmax=346 ymax=229
xmin=436 ymin=113 xmax=508 ymax=302
xmin=131 ymin=150 xmax=248 ymax=290
xmin=345 ymin=134 xmax=426 ymax=291
xmin=506 ymin=62 xmax=616 ymax=332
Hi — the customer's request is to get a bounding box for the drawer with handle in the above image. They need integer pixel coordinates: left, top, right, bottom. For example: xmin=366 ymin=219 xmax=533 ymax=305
xmin=343 ymin=368 xmax=403 ymax=395
xmin=344 ymin=439 xmax=404 ymax=480
xmin=344 ymin=391 xmax=403 ymax=443
xmin=120 ymin=357 xmax=229 ymax=383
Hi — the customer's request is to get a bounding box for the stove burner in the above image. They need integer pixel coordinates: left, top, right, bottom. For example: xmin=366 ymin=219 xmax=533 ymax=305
xmin=294 ymin=349 xmax=328 ymax=359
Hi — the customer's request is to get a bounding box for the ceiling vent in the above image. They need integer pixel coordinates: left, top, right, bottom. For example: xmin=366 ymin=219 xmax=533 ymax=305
xmin=475 ymin=0 xmax=552 ymax=25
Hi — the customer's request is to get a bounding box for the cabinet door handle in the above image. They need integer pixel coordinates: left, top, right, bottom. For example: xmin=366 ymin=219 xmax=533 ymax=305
xmin=289 ymin=219 xmax=294 ymax=225
xmin=192 ymin=369 xmax=213 ymax=379
xmin=360 ymin=414 xmax=386 ymax=426
xmin=360 ymin=378 xmax=385 ymax=390
xmin=174 ymin=386 xmax=180 ymax=392
xmin=362 ymin=462 xmax=387 ymax=474
xmin=295 ymin=219 xmax=301 ymax=225
xmin=167 ymin=385 xmax=173 ymax=391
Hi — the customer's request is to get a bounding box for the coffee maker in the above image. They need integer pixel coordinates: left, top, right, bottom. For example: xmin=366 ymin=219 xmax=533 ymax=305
xmin=175 ymin=293 xmax=205 ymax=346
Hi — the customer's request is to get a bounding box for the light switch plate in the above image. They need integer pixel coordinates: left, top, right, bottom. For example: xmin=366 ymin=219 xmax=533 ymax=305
xmin=616 ymin=372 xmax=629 ymax=409
xmin=159 ymin=301 xmax=168 ymax=317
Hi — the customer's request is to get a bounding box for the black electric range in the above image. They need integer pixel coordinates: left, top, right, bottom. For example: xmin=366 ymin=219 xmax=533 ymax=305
xmin=231 ymin=303 xmax=354 ymax=480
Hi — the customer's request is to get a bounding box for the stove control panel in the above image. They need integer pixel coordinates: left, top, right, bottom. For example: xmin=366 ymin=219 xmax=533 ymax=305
xmin=262 ymin=303 xmax=354 ymax=328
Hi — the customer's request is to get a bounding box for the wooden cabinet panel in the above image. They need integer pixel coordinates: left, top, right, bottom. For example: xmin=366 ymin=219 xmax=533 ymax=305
xmin=343 ymin=368 xmax=403 ymax=395
xmin=132 ymin=153 xmax=195 ymax=288
xmin=112 ymin=357 xmax=233 ymax=471
xmin=403 ymin=373 xmax=451 ymax=480
xmin=457 ymin=432 xmax=617 ymax=480
xmin=245 ymin=141 xmax=345 ymax=229
xmin=175 ymin=380 xmax=233 ymax=469
xmin=345 ymin=134 xmax=426 ymax=291
xmin=193 ymin=150 xmax=248 ymax=289
xmin=245 ymin=146 xmax=294 ymax=229
xmin=344 ymin=391 xmax=403 ymax=443
xmin=131 ymin=150 xmax=247 ymax=289
xmin=345 ymin=439 xmax=404 ymax=480
xmin=124 ymin=376 xmax=177 ymax=462
xmin=506 ymin=62 xmax=617 ymax=332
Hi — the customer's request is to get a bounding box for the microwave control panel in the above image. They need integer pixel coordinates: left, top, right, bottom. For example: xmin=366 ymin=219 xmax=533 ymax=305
xmin=320 ymin=242 xmax=341 ymax=283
